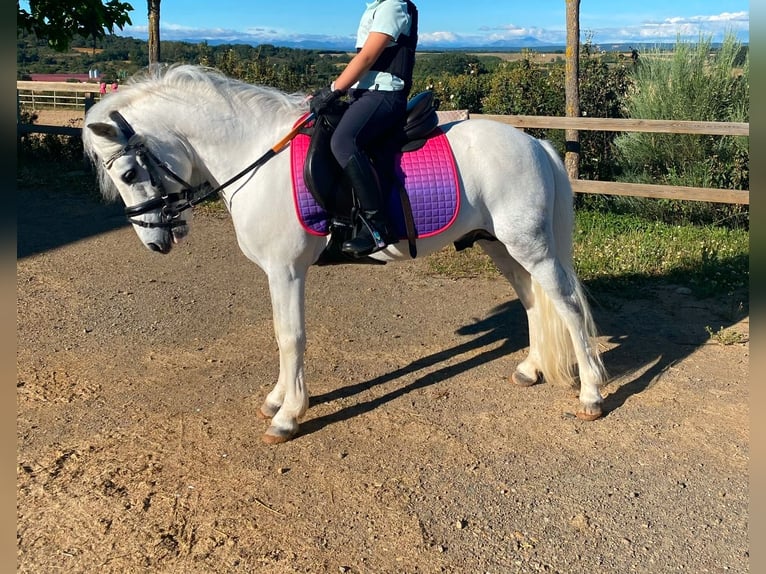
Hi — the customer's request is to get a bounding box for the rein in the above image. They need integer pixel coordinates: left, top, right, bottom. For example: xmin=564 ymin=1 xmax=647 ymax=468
xmin=107 ymin=110 xmax=314 ymax=229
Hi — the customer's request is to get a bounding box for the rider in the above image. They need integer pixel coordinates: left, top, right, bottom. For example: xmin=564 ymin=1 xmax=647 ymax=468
xmin=310 ymin=0 xmax=418 ymax=257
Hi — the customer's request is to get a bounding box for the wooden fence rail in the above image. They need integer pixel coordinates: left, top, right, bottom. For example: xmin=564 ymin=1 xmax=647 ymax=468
xmin=475 ymin=113 xmax=750 ymax=137
xmin=17 ymin=82 xmax=749 ymax=205
xmin=16 ymin=80 xmax=104 ymax=111
xmin=473 ymin=114 xmax=749 ymax=205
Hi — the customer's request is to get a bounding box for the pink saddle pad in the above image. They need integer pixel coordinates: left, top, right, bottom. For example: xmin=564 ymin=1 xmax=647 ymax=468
xmin=290 ymin=123 xmax=460 ymax=238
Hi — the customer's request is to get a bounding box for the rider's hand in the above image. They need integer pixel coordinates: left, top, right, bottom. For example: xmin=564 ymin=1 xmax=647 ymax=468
xmin=310 ymin=85 xmax=344 ymax=116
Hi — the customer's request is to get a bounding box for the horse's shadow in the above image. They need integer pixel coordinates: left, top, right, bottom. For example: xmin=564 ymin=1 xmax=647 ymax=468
xmin=301 ymin=300 xmax=529 ymax=437
xmin=590 ymin=283 xmax=746 ymax=414
xmin=300 ymin=279 xmax=747 ymax=438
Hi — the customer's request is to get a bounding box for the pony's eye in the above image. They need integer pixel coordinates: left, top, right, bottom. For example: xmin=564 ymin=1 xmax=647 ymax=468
xmin=122 ymin=169 xmax=136 ymax=183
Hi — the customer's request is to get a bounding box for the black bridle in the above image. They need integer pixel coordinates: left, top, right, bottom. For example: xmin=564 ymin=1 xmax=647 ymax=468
xmin=105 ymin=110 xmax=314 ymax=229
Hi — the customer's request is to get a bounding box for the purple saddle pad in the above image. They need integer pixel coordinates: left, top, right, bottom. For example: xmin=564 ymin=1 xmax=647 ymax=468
xmin=290 ymin=124 xmax=460 ymax=238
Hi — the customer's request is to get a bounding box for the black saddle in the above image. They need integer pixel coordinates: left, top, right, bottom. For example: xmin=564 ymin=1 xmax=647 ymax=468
xmin=399 ymin=90 xmax=441 ymax=152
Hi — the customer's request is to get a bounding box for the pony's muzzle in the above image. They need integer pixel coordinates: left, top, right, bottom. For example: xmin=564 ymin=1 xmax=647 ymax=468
xmin=147 ymin=241 xmax=171 ymax=254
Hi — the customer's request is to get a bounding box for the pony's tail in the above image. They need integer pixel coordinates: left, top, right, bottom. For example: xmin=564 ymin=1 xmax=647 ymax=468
xmin=532 ymin=140 xmax=606 ymax=388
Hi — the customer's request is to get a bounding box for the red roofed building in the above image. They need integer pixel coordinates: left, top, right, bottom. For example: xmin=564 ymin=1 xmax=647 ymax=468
xmin=27 ymin=73 xmax=95 ymax=83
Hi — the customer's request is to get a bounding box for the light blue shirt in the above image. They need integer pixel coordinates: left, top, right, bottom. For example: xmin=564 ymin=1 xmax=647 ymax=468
xmin=353 ymin=0 xmax=412 ymax=91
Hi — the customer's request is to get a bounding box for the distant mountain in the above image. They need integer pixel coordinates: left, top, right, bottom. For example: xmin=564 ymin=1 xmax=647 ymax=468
xmin=126 ymin=32 xmax=749 ymax=53
xmin=127 ymin=33 xmax=557 ymax=52
xmin=177 ymin=37 xmax=356 ymax=51
xmin=486 ymin=36 xmax=549 ymax=49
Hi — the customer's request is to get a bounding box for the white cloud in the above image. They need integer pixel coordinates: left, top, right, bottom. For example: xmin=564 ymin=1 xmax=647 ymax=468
xmin=693 ymin=11 xmax=749 ymax=24
xmin=121 ymin=10 xmax=748 ymax=48
xmin=632 ymin=11 xmax=749 ymax=41
xmin=419 ymin=31 xmax=460 ymax=43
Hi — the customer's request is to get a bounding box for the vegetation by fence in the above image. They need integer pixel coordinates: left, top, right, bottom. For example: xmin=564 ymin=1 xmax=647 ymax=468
xmin=474 ymin=114 xmax=749 ymax=205
xmin=17 ymin=82 xmax=749 ymax=205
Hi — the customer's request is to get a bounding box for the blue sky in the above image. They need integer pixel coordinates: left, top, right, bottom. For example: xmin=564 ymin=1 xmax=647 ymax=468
xmin=113 ymin=1 xmax=749 ymax=47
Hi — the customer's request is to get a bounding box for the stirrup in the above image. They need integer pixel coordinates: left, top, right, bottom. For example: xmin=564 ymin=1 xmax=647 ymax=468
xmin=369 ymin=228 xmax=388 ymax=250
xmin=341 ymin=233 xmax=387 ymax=257
xmin=341 ymin=222 xmax=389 ymax=257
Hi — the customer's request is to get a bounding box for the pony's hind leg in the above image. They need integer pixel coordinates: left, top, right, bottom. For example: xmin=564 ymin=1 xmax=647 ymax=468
xmin=527 ymin=255 xmax=606 ymax=419
xmin=487 ymin=240 xmax=605 ymax=419
xmin=479 ymin=240 xmax=543 ymax=386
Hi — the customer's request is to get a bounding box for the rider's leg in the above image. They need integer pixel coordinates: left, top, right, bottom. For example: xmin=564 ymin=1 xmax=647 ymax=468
xmin=340 ymin=152 xmax=398 ymax=256
xmin=330 ymin=89 xmax=405 ymax=256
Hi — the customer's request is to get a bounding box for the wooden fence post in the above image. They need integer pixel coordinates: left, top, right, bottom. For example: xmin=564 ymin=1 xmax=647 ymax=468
xmin=565 ymin=0 xmax=581 ymax=180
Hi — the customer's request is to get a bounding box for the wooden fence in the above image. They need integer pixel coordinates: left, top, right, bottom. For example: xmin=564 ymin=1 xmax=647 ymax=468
xmin=474 ymin=114 xmax=750 ymax=205
xmin=17 ymin=81 xmax=749 ymax=205
xmin=17 ymin=81 xmax=100 ymax=137
xmin=17 ymin=80 xmax=103 ymax=110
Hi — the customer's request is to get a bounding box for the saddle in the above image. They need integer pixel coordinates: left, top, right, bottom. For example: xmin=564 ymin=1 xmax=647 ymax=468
xmin=302 ymin=91 xmax=440 ymax=238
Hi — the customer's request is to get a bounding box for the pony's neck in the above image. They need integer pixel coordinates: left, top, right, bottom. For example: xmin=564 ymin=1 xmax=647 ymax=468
xmin=148 ymin=83 xmax=302 ymax=186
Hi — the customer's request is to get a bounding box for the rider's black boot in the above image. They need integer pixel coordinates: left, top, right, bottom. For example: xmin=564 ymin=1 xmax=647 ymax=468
xmin=341 ymin=153 xmax=398 ymax=257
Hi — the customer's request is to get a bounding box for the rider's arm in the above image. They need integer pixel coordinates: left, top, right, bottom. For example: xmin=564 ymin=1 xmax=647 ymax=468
xmin=332 ymin=32 xmax=393 ymax=92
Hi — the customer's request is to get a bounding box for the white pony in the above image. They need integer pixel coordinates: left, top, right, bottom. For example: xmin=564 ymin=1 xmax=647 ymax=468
xmin=82 ymin=64 xmax=606 ymax=444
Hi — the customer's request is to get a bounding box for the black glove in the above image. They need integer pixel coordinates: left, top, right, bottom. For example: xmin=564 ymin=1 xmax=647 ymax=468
xmin=310 ymin=85 xmax=343 ymax=116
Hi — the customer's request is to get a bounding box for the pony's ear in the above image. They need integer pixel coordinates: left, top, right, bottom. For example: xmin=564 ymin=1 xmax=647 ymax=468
xmin=86 ymin=122 xmax=120 ymax=139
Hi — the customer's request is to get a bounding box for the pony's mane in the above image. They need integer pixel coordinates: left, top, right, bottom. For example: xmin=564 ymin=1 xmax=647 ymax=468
xmin=126 ymin=64 xmax=308 ymax=113
xmin=83 ymin=64 xmax=309 ymax=202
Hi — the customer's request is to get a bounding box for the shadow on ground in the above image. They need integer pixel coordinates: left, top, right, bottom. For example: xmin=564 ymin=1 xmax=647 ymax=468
xmin=303 ymin=274 xmax=748 ymax=436
xmin=17 ymin=180 xmax=127 ymax=258
xmin=302 ymin=300 xmax=529 ymax=437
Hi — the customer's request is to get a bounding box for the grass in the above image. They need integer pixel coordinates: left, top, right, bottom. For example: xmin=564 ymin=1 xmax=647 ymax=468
xmin=424 ymin=209 xmax=749 ymax=302
xmin=572 ymin=210 xmax=748 ymax=298
xmin=705 ymin=325 xmax=747 ymax=346
xmin=424 ymin=245 xmax=499 ymax=279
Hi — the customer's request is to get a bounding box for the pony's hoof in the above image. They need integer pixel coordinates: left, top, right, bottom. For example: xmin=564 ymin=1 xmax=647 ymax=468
xmin=512 ymin=370 xmax=541 ymax=387
xmin=262 ymin=426 xmax=297 ymax=445
xmin=256 ymin=409 xmax=270 ymax=420
xmin=576 ymin=405 xmax=603 ymax=421
xmin=257 ymin=403 xmax=279 ymax=420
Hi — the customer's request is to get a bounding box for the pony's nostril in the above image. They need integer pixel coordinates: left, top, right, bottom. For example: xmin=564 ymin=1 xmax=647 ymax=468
xmin=147 ymin=242 xmax=170 ymax=254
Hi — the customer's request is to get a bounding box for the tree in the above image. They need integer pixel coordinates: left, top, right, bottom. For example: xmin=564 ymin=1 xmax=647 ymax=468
xmin=17 ymin=0 xmax=134 ymax=52
xmin=147 ymin=0 xmax=160 ymax=64
xmin=565 ymin=0 xmax=581 ymax=179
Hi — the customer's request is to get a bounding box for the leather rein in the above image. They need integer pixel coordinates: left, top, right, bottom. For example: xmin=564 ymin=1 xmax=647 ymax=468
xmin=105 ymin=110 xmax=313 ymax=229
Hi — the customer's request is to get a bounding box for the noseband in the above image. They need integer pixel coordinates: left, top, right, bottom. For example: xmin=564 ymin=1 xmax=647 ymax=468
xmin=104 ymin=110 xmax=218 ymax=229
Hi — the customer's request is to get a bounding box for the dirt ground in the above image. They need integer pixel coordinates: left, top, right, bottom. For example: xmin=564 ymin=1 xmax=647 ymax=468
xmin=17 ymin=111 xmax=749 ymax=573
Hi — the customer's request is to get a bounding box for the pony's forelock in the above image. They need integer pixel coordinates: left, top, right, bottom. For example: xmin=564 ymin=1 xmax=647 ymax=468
xmin=93 ymin=160 xmax=121 ymax=202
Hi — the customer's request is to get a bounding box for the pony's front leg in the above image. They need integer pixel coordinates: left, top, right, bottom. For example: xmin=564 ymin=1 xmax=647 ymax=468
xmin=260 ymin=268 xmax=309 ymax=444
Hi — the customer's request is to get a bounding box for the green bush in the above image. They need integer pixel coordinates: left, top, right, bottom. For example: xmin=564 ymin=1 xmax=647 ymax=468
xmin=482 ymin=58 xmax=564 ymax=117
xmin=577 ymin=42 xmax=632 ymax=185
xmin=612 ymin=33 xmax=749 ymax=226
